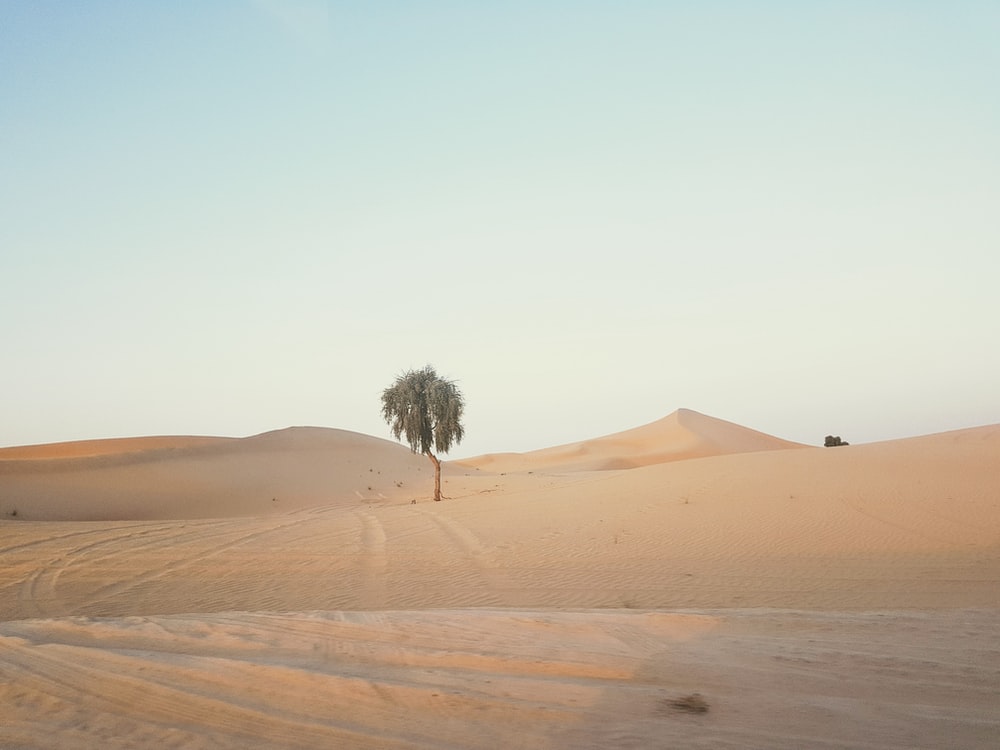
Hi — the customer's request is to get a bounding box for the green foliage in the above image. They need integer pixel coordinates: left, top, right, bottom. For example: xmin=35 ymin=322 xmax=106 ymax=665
xmin=381 ymin=365 xmax=465 ymax=457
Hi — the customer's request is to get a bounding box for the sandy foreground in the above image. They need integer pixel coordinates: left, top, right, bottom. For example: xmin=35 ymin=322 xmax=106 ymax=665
xmin=1 ymin=409 xmax=998 ymax=749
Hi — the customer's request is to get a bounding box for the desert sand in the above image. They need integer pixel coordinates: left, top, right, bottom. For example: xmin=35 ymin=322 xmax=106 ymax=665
xmin=1 ymin=409 xmax=998 ymax=748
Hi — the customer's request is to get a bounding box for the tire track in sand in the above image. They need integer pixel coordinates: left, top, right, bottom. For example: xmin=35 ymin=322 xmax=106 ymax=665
xmin=13 ymin=516 xmax=326 ymax=619
xmin=352 ymin=510 xmax=388 ymax=609
xmin=80 ymin=516 xmax=325 ymax=608
xmin=0 ymin=522 xmax=161 ymax=556
xmin=13 ymin=523 xmax=209 ymax=619
xmin=0 ymin=636 xmax=420 ymax=750
xmin=410 ymin=506 xmax=515 ymax=606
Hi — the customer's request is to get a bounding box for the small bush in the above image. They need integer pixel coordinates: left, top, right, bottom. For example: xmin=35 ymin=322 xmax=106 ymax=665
xmin=667 ymin=693 xmax=709 ymax=713
xmin=824 ymin=435 xmax=849 ymax=447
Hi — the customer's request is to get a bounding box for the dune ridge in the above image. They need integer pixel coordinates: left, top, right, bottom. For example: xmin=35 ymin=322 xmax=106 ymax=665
xmin=457 ymin=408 xmax=806 ymax=472
xmin=0 ymin=427 xmax=429 ymax=521
xmin=0 ymin=434 xmax=233 ymax=460
xmin=0 ymin=410 xmax=804 ymax=521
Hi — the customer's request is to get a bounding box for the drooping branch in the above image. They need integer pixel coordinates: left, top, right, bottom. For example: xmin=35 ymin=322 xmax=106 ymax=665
xmin=381 ymin=365 xmax=465 ymax=501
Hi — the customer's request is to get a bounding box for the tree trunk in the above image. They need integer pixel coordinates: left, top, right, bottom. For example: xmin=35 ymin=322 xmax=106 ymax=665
xmin=425 ymin=451 xmax=442 ymax=501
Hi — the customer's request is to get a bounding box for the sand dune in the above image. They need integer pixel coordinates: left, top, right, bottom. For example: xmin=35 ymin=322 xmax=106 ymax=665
xmin=0 ymin=410 xmax=801 ymax=521
xmin=0 ymin=435 xmax=233 ymax=460
xmin=0 ymin=427 xmax=430 ymax=521
xmin=457 ymin=408 xmax=806 ymax=472
xmin=1 ymin=412 xmax=998 ymax=748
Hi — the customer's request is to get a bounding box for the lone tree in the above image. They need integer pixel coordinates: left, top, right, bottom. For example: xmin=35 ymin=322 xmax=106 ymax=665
xmin=381 ymin=365 xmax=465 ymax=501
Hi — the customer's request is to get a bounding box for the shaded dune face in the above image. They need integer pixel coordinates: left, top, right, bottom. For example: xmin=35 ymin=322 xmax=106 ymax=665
xmin=0 ymin=427 xmax=432 ymax=521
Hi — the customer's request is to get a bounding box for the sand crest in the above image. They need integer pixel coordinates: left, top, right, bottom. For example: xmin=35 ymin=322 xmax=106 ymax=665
xmin=457 ymin=408 xmax=806 ymax=472
xmin=0 ymin=427 xmax=430 ymax=521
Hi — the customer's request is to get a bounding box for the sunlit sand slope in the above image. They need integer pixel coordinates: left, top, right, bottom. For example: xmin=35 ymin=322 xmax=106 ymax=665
xmin=1 ymin=608 xmax=997 ymax=750
xmin=0 ymin=409 xmax=802 ymax=521
xmin=457 ymin=408 xmax=806 ymax=471
xmin=0 ymin=435 xmax=232 ymax=460
xmin=1 ymin=418 xmax=997 ymax=749
xmin=2 ymin=423 xmax=997 ymax=620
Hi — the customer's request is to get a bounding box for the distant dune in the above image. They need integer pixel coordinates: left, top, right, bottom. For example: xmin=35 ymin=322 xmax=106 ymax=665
xmin=0 ymin=410 xmax=803 ymax=521
xmin=456 ymin=408 xmax=806 ymax=472
xmin=1 ymin=411 xmax=998 ymax=748
xmin=0 ymin=427 xmax=429 ymax=521
xmin=0 ymin=435 xmax=232 ymax=460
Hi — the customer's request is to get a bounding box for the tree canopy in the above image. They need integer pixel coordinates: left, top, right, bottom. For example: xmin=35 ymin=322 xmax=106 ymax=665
xmin=381 ymin=366 xmax=465 ymax=500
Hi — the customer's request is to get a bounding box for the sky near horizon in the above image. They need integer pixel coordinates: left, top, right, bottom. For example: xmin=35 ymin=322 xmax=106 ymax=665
xmin=2 ymin=1 xmax=998 ymax=458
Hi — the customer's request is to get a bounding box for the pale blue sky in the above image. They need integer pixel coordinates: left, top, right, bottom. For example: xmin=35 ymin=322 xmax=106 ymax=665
xmin=2 ymin=1 xmax=998 ymax=456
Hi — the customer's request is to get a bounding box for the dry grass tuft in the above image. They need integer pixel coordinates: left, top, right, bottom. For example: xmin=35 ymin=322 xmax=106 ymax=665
xmin=667 ymin=693 xmax=709 ymax=714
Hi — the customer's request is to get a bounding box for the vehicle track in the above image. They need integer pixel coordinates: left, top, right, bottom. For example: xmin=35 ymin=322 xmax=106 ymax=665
xmin=0 ymin=636 xmax=421 ymax=750
xmin=409 ymin=506 xmax=516 ymax=606
xmin=10 ymin=523 xmax=201 ymax=619
xmin=8 ymin=511 xmax=366 ymax=619
xmin=352 ymin=510 xmax=388 ymax=609
xmin=75 ymin=515 xmax=336 ymax=612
